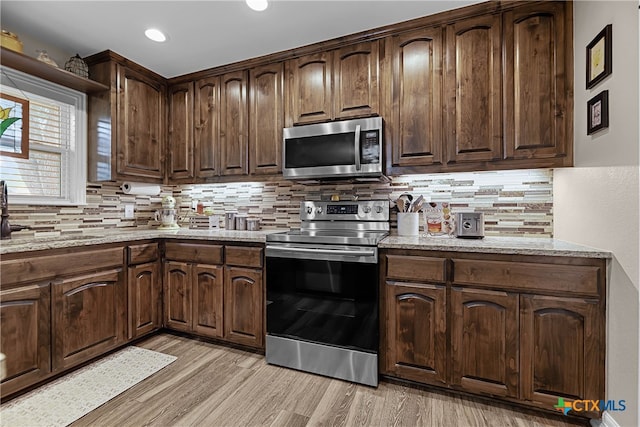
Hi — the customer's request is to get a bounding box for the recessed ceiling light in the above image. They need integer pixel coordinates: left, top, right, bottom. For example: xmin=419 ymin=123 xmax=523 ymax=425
xmin=145 ymin=28 xmax=167 ymax=43
xmin=246 ymin=0 xmax=268 ymax=12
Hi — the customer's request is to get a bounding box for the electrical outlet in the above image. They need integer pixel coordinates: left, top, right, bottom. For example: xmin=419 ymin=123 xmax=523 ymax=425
xmin=124 ymin=204 xmax=135 ymax=219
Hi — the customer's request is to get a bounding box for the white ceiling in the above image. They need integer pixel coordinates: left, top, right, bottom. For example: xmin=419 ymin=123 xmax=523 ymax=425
xmin=1 ymin=0 xmax=482 ymax=78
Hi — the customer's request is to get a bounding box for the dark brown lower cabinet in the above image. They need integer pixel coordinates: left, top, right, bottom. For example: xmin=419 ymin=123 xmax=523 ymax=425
xmin=521 ymin=294 xmax=602 ymax=416
xmin=384 ymin=281 xmax=446 ymax=385
xmin=224 ymin=266 xmax=263 ymax=348
xmin=0 ymin=283 xmax=51 ymax=398
xmin=451 ymin=287 xmax=519 ymax=397
xmin=193 ymin=264 xmax=224 ymax=338
xmin=128 ymin=261 xmax=162 ymax=339
xmin=164 ymin=260 xmax=193 ymax=332
xmin=52 ymin=268 xmax=126 ymax=371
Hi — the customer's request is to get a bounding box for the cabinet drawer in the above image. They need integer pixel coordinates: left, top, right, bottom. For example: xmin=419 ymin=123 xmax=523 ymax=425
xmin=386 ymin=255 xmax=447 ymax=283
xmin=165 ymin=242 xmax=223 ymax=265
xmin=128 ymin=243 xmax=159 ymax=265
xmin=452 ymin=259 xmax=600 ymax=296
xmin=225 ymin=246 xmax=263 ymax=268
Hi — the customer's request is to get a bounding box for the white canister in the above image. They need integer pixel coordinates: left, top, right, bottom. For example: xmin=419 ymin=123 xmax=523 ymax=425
xmin=397 ymin=212 xmax=420 ymax=236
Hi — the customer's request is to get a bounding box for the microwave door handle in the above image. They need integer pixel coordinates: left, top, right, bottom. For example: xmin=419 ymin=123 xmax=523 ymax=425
xmin=354 ymin=125 xmax=361 ymax=170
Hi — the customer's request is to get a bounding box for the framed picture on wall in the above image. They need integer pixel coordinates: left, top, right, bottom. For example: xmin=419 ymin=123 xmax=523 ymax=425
xmin=587 ymin=90 xmax=609 ymax=135
xmin=586 ymin=24 xmax=612 ymax=89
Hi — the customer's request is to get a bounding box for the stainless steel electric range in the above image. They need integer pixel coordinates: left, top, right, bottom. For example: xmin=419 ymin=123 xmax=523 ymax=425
xmin=265 ymin=200 xmax=389 ymax=387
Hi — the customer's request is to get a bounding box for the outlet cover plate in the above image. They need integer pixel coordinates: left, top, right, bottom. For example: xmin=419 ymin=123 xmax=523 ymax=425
xmin=124 ymin=204 xmax=135 ymax=219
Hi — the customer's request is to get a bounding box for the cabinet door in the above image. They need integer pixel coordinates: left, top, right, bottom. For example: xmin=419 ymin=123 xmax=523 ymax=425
xmin=117 ymin=65 xmax=165 ymax=180
xmin=384 ymin=281 xmax=446 ymax=386
xmin=52 ymin=269 xmax=125 ymax=371
xmin=163 ymin=261 xmax=192 ymax=332
xmin=224 ymin=266 xmax=263 ymax=348
xmin=128 ymin=261 xmax=161 ymax=339
xmin=168 ymin=82 xmax=195 ymax=181
xmin=249 ymin=63 xmax=283 ymax=175
xmin=445 ymin=14 xmax=502 ymax=164
xmin=0 ymin=283 xmax=51 ymax=398
xmin=220 ymin=71 xmax=248 ymax=176
xmin=333 ymin=41 xmax=379 ymax=119
xmin=193 ymin=264 xmax=224 ymax=338
xmin=287 ymin=52 xmax=333 ymax=125
xmin=504 ymin=2 xmax=569 ymax=161
xmin=389 ymin=27 xmax=444 ymax=169
xmin=521 ymin=295 xmax=602 ymax=415
xmin=451 ymin=287 xmax=519 ymax=398
xmin=195 ymin=76 xmax=220 ymax=178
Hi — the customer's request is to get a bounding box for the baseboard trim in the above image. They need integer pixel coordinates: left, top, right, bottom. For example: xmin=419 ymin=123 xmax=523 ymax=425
xmin=601 ymin=411 xmax=622 ymax=427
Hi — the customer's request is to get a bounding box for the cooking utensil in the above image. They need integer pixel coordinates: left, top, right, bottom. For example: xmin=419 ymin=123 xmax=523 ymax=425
xmin=396 ymin=198 xmax=406 ymax=213
xmin=410 ymin=195 xmax=425 ymax=212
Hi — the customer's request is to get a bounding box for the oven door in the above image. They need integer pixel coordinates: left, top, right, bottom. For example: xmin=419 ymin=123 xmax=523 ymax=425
xmin=265 ymin=243 xmax=379 ymax=353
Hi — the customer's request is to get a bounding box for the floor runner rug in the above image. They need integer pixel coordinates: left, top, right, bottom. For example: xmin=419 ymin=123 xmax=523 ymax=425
xmin=0 ymin=346 xmax=177 ymax=427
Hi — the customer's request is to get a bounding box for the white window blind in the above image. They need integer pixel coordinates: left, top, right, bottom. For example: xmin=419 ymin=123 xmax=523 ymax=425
xmin=0 ymin=67 xmax=86 ymax=205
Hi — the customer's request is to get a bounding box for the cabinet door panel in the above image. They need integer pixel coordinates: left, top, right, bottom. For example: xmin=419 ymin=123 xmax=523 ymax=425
xmin=128 ymin=261 xmax=161 ymax=339
xmin=334 ymin=41 xmax=379 ymax=119
xmin=384 ymin=281 xmax=446 ymax=385
xmin=224 ymin=266 xmax=263 ymax=348
xmin=193 ymin=264 xmax=224 ymax=338
xmin=504 ymin=2 xmax=568 ymax=160
xmin=52 ymin=269 xmax=125 ymax=371
xmin=445 ymin=14 xmax=502 ymax=163
xmin=220 ymin=71 xmax=248 ymax=176
xmin=451 ymin=287 xmax=519 ymax=397
xmin=0 ymin=283 xmax=50 ymax=398
xmin=117 ymin=65 xmax=165 ymax=179
xmin=168 ymin=82 xmax=194 ymax=181
xmin=163 ymin=261 xmax=192 ymax=332
xmin=521 ymin=294 xmax=602 ymax=414
xmin=195 ymin=76 xmax=220 ymax=178
xmin=249 ymin=63 xmax=283 ymax=175
xmin=287 ymin=52 xmax=333 ymax=125
xmin=390 ymin=27 xmax=443 ymax=168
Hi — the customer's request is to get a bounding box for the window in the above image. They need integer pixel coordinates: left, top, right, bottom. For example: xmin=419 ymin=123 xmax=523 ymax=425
xmin=0 ymin=67 xmax=86 ymax=205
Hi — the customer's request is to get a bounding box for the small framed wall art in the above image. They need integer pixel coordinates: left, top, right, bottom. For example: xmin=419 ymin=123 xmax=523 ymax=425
xmin=586 ymin=24 xmax=612 ymax=89
xmin=587 ymin=90 xmax=609 ymax=135
xmin=0 ymin=92 xmax=29 ymax=159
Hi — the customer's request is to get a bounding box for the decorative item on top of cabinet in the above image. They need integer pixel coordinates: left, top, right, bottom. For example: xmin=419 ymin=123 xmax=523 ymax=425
xmin=85 ymin=51 xmax=166 ymax=182
xmin=168 ymin=82 xmax=195 ymax=182
xmin=127 ymin=243 xmax=161 ymax=339
xmin=386 ymin=26 xmax=444 ymax=173
xmin=220 ymin=71 xmax=248 ymax=176
xmin=249 ymin=62 xmax=283 ymax=175
xmin=444 ymin=14 xmax=502 ymax=164
xmin=286 ymin=41 xmax=379 ymax=126
xmin=503 ymin=1 xmax=572 ymax=165
xmin=0 ymin=283 xmax=51 ymax=398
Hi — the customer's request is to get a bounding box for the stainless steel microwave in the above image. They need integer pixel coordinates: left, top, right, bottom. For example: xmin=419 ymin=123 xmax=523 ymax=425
xmin=282 ymin=117 xmax=383 ymax=180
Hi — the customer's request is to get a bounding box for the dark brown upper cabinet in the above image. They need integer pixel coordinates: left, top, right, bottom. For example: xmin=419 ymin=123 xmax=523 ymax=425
xmin=220 ymin=71 xmax=249 ymax=176
xmin=249 ymin=63 xmax=284 ymax=175
xmin=167 ymin=82 xmax=195 ymax=182
xmin=386 ymin=27 xmax=444 ymax=174
xmin=194 ymin=76 xmax=221 ymax=179
xmin=286 ymin=41 xmax=380 ymax=126
xmin=86 ymin=51 xmax=166 ymax=183
xmin=503 ymin=1 xmax=572 ymax=165
xmin=444 ymin=14 xmax=502 ymax=165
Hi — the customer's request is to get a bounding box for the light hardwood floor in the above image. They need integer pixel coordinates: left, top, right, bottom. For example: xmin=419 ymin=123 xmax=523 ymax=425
xmin=72 ymin=333 xmax=587 ymax=427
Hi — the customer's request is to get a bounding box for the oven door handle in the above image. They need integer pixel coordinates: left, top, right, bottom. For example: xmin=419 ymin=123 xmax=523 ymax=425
xmin=266 ymin=245 xmax=377 ymax=263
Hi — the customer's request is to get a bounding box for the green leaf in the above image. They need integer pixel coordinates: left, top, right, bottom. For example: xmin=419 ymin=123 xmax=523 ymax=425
xmin=0 ymin=117 xmax=21 ymax=138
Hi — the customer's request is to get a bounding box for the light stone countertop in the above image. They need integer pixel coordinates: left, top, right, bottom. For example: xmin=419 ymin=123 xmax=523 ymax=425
xmin=0 ymin=228 xmax=286 ymax=255
xmin=379 ymin=234 xmax=611 ymax=258
xmin=0 ymin=228 xmax=610 ymax=259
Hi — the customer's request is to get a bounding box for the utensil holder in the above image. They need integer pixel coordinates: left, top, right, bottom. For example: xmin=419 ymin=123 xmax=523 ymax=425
xmin=397 ymin=212 xmax=419 ymax=236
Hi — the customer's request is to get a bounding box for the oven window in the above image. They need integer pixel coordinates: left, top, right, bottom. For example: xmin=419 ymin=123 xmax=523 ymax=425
xmin=285 ymin=132 xmax=355 ymax=168
xmin=266 ymin=257 xmax=378 ymax=352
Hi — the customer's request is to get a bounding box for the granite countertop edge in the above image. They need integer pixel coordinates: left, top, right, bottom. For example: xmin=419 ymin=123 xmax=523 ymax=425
xmin=0 ymin=229 xmax=611 ymax=259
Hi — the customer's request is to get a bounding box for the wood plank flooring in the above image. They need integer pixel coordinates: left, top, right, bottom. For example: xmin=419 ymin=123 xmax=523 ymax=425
xmin=72 ymin=333 xmax=588 ymax=427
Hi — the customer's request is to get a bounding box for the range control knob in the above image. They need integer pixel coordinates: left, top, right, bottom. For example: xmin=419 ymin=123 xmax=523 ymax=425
xmin=306 ymin=206 xmax=313 ymax=214
xmin=374 ymin=205 xmax=383 ymax=214
xmin=316 ymin=207 xmax=323 ymax=214
xmin=363 ymin=206 xmax=372 ymax=213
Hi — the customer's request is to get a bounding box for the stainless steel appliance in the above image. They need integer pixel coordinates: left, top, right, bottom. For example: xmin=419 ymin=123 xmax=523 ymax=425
xmin=282 ymin=117 xmax=383 ymax=180
xmin=265 ymin=200 xmax=389 ymax=386
xmin=455 ymin=212 xmax=485 ymax=238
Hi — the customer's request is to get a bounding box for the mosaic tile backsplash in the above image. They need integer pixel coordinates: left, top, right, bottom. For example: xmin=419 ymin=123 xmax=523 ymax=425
xmin=3 ymin=169 xmax=553 ymax=239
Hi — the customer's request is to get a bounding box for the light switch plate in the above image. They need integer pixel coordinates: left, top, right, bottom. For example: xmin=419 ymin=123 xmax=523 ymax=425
xmin=124 ymin=204 xmax=135 ymax=219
